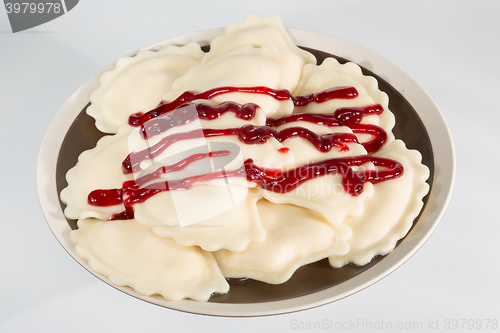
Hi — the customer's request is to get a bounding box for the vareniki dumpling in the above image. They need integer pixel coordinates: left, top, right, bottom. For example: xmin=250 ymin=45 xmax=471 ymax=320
xmin=61 ymin=14 xmax=429 ymax=302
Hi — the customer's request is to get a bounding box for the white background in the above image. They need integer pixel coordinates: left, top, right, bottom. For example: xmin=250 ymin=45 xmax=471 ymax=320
xmin=1 ymin=1 xmax=499 ymax=332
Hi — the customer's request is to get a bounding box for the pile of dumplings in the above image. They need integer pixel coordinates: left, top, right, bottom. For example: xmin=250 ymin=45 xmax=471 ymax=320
xmin=61 ymin=14 xmax=429 ymax=301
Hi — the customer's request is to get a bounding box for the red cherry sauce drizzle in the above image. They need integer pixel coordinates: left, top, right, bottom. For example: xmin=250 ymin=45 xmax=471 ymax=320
xmin=133 ymin=150 xmax=231 ymax=188
xmin=278 ymin=147 xmax=290 ymax=153
xmin=137 ymin=89 xmax=385 ymax=152
xmin=109 ymin=205 xmax=135 ymax=221
xmin=243 ymin=156 xmax=403 ymax=196
xmin=89 ymin=86 xmax=401 ymax=220
xmin=128 ymin=86 xmax=358 ymax=127
xmin=91 ymin=155 xmax=403 ymax=219
xmin=125 ymin=97 xmax=379 ymax=174
xmin=267 ymin=104 xmax=386 ymax=153
xmin=90 ymin=150 xmax=230 ymax=220
xmin=139 ymin=101 xmax=259 ymax=140
xmin=122 ymin=124 xmax=359 ymax=174
xmin=88 ymin=188 xmax=122 ymax=206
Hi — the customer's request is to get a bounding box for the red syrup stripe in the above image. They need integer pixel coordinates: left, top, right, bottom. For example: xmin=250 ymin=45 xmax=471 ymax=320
xmin=128 ymin=86 xmax=359 ymax=127
xmin=88 ymin=87 xmax=399 ymax=220
xmin=139 ymin=101 xmax=386 ymax=153
xmin=266 ymin=104 xmax=384 ymax=127
xmin=90 ymin=151 xmax=229 ymax=207
xmin=125 ymin=102 xmax=387 ymax=174
xmin=266 ymin=104 xmax=387 ymax=153
xmin=90 ymin=150 xmax=230 ymax=220
xmin=138 ymin=102 xmax=259 ymax=140
xmin=122 ymin=124 xmax=359 ymax=174
xmin=133 ymin=150 xmax=231 ymax=188
xmin=89 ymin=156 xmax=404 ymax=221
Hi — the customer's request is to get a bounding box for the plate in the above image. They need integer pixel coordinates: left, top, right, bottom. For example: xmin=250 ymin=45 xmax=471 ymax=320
xmin=36 ymin=28 xmax=455 ymax=316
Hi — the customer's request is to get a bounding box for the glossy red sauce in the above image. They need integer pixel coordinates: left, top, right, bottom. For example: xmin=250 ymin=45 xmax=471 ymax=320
xmin=267 ymin=104 xmax=386 ymax=152
xmin=278 ymin=147 xmax=290 ymax=153
xmin=122 ymin=124 xmax=359 ymax=174
xmin=128 ymin=86 xmax=358 ymax=127
xmin=90 ymin=155 xmax=403 ymax=220
xmin=88 ymin=86 xmax=401 ymax=220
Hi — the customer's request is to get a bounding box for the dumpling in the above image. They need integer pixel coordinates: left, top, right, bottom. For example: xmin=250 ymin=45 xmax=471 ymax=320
xmin=133 ymin=186 xmax=265 ymax=252
xmin=329 ymin=140 xmax=429 ymax=267
xmin=214 ymin=199 xmax=351 ymax=284
xmin=163 ymin=45 xmax=299 ymax=118
xmin=60 ymin=125 xmax=134 ymax=221
xmin=263 ymin=121 xmax=375 ymax=225
xmin=294 ymin=57 xmax=395 ymax=145
xmin=88 ymin=43 xmax=204 ymax=133
xmin=71 ymin=218 xmax=229 ymax=301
